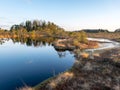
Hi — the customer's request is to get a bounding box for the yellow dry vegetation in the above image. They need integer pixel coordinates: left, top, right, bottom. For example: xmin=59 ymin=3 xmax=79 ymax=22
xmin=48 ymin=72 xmax=74 ymax=89
xmin=81 ymin=53 xmax=89 ymax=58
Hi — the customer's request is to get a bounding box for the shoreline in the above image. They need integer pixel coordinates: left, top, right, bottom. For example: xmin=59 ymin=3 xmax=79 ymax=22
xmin=33 ymin=38 xmax=120 ymax=90
xmin=33 ymin=47 xmax=120 ymax=90
xmin=53 ymin=38 xmax=99 ymax=50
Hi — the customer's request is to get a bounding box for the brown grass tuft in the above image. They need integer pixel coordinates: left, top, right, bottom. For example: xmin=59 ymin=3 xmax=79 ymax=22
xmin=17 ymin=86 xmax=33 ymax=90
xmin=47 ymin=72 xmax=74 ymax=89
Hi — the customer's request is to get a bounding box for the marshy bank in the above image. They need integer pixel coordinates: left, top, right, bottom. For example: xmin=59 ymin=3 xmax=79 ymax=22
xmin=86 ymin=32 xmax=120 ymax=42
xmin=34 ymin=49 xmax=120 ymax=90
xmin=31 ymin=40 xmax=120 ymax=90
xmin=33 ymin=47 xmax=120 ymax=90
xmin=53 ymin=38 xmax=99 ymax=51
xmin=33 ymin=38 xmax=120 ymax=90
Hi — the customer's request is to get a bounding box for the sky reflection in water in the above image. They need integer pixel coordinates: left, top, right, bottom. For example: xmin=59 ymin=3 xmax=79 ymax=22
xmin=0 ymin=38 xmax=75 ymax=90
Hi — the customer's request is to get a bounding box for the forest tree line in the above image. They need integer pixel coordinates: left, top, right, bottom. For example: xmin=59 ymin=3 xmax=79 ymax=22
xmin=0 ymin=20 xmax=88 ymax=44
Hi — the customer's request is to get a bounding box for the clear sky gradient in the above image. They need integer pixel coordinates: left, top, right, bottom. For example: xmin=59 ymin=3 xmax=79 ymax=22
xmin=0 ymin=0 xmax=120 ymax=31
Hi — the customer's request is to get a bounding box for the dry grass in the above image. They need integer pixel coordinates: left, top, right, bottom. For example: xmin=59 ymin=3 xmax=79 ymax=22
xmin=93 ymin=53 xmax=100 ymax=57
xmin=47 ymin=72 xmax=74 ymax=89
xmin=80 ymin=52 xmax=89 ymax=58
xmin=17 ymin=86 xmax=33 ymax=90
xmin=87 ymin=32 xmax=120 ymax=40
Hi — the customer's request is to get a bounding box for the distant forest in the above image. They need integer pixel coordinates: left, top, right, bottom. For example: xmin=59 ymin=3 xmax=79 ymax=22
xmin=81 ymin=29 xmax=120 ymax=33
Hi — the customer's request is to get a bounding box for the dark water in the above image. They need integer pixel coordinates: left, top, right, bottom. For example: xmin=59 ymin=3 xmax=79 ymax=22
xmin=0 ymin=38 xmax=75 ymax=90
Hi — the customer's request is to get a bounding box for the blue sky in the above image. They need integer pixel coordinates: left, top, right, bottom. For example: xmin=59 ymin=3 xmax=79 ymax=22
xmin=0 ymin=0 xmax=120 ymax=31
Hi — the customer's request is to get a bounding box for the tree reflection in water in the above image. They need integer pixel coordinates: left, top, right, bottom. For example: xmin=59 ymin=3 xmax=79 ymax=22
xmin=57 ymin=51 xmax=66 ymax=58
xmin=1 ymin=37 xmax=73 ymax=58
xmin=0 ymin=37 xmax=75 ymax=58
xmin=0 ymin=38 xmax=9 ymax=45
xmin=11 ymin=37 xmax=56 ymax=47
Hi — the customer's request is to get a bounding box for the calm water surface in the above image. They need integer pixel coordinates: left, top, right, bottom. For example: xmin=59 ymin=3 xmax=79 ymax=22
xmin=0 ymin=39 xmax=75 ymax=90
